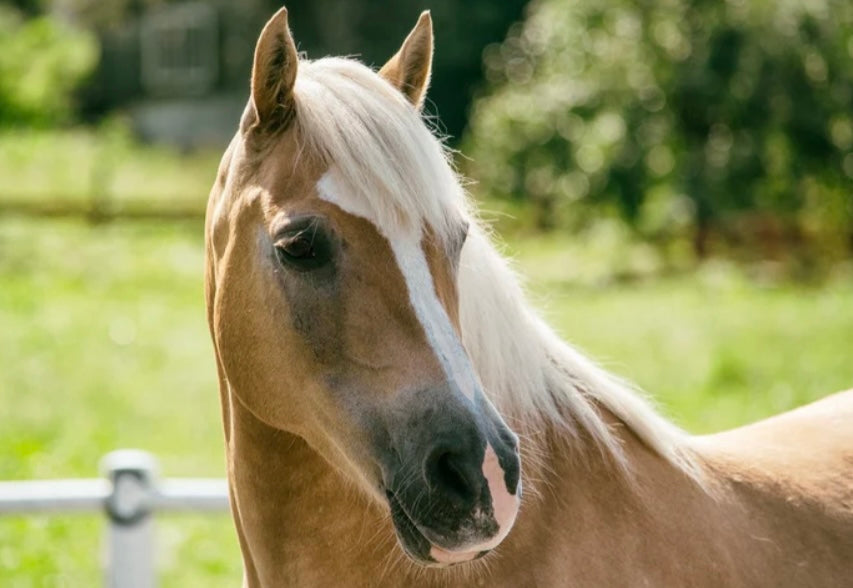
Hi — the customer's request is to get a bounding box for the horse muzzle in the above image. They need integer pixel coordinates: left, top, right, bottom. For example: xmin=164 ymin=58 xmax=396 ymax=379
xmin=384 ymin=428 xmax=522 ymax=566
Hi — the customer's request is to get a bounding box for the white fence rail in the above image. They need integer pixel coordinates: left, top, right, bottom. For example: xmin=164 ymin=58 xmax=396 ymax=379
xmin=0 ymin=449 xmax=229 ymax=588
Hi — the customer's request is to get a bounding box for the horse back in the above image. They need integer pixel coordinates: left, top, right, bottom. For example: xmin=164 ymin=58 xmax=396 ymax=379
xmin=701 ymin=388 xmax=853 ymax=500
xmin=696 ymin=389 xmax=853 ymax=583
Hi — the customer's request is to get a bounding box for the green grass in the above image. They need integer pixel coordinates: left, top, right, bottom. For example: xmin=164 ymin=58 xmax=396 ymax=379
xmin=0 ymin=218 xmax=239 ymax=587
xmin=0 ymin=126 xmax=221 ymax=209
xmin=504 ymin=233 xmax=853 ymax=431
xmin=1 ymin=216 xmax=852 ymax=586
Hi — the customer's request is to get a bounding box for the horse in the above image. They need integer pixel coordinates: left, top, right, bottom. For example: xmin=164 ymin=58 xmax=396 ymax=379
xmin=204 ymin=8 xmax=853 ymax=586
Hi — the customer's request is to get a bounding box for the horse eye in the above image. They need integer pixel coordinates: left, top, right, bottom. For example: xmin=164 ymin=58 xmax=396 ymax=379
xmin=280 ymin=236 xmax=314 ymax=260
xmin=274 ymin=227 xmax=331 ymax=271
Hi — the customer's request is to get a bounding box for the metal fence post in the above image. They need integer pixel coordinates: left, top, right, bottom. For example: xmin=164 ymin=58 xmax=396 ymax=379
xmin=0 ymin=451 xmax=229 ymax=585
xmin=101 ymin=450 xmax=159 ymax=588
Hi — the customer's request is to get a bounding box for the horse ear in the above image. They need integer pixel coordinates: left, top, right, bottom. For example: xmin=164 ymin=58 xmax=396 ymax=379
xmin=379 ymin=11 xmax=433 ymax=109
xmin=247 ymin=7 xmax=299 ymax=132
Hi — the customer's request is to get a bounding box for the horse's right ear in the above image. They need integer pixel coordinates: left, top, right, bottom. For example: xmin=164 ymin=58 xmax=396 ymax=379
xmin=245 ymin=7 xmax=298 ymax=134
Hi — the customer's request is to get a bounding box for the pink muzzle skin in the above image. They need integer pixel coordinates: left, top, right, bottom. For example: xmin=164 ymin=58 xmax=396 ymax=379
xmin=429 ymin=443 xmax=520 ymax=565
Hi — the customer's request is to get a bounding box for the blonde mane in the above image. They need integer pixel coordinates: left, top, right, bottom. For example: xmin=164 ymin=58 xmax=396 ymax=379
xmin=292 ymin=56 xmax=698 ymax=477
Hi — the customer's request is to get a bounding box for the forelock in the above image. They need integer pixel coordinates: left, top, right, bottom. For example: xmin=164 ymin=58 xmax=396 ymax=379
xmin=292 ymin=57 xmax=468 ymax=242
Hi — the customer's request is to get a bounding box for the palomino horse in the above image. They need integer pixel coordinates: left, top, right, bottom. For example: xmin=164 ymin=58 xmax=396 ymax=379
xmin=204 ymin=8 xmax=853 ymax=586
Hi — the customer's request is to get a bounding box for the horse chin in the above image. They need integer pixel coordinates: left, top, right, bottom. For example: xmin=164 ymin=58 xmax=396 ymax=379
xmin=385 ymin=491 xmax=489 ymax=568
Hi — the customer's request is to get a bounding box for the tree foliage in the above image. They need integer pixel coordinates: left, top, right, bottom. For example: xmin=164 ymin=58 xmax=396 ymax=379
xmin=264 ymin=0 xmax=529 ymax=141
xmin=60 ymin=0 xmax=528 ymax=142
xmin=465 ymin=0 xmax=853 ymax=258
xmin=0 ymin=6 xmax=97 ymax=127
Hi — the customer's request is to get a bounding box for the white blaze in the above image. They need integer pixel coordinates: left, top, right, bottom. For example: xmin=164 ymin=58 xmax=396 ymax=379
xmin=317 ymin=171 xmax=477 ymax=398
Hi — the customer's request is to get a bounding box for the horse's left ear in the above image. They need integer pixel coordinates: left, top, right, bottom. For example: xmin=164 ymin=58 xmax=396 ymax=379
xmin=379 ymin=11 xmax=433 ymax=109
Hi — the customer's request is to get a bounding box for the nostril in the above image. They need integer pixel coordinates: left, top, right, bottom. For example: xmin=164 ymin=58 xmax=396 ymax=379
xmin=427 ymin=448 xmax=479 ymax=507
xmin=437 ymin=452 xmax=469 ymax=497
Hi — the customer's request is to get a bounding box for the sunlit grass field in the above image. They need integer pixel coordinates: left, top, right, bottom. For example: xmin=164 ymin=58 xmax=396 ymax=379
xmin=0 ymin=127 xmax=219 ymax=209
xmin=1 ymin=214 xmax=852 ymax=586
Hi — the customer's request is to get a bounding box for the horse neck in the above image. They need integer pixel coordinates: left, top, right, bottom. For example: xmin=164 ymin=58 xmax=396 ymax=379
xmin=225 ymin=393 xmax=404 ymax=587
xmin=502 ymin=414 xmax=777 ymax=586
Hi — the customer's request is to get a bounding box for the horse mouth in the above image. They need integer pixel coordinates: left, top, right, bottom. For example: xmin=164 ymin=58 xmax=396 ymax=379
xmin=385 ymin=490 xmax=488 ymax=567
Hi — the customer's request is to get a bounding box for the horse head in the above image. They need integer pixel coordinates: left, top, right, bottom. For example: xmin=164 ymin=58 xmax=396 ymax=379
xmin=206 ymin=8 xmax=521 ymax=566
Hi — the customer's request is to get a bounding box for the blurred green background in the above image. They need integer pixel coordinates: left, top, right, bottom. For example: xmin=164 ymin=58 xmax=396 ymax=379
xmin=1 ymin=0 xmax=851 ymax=586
